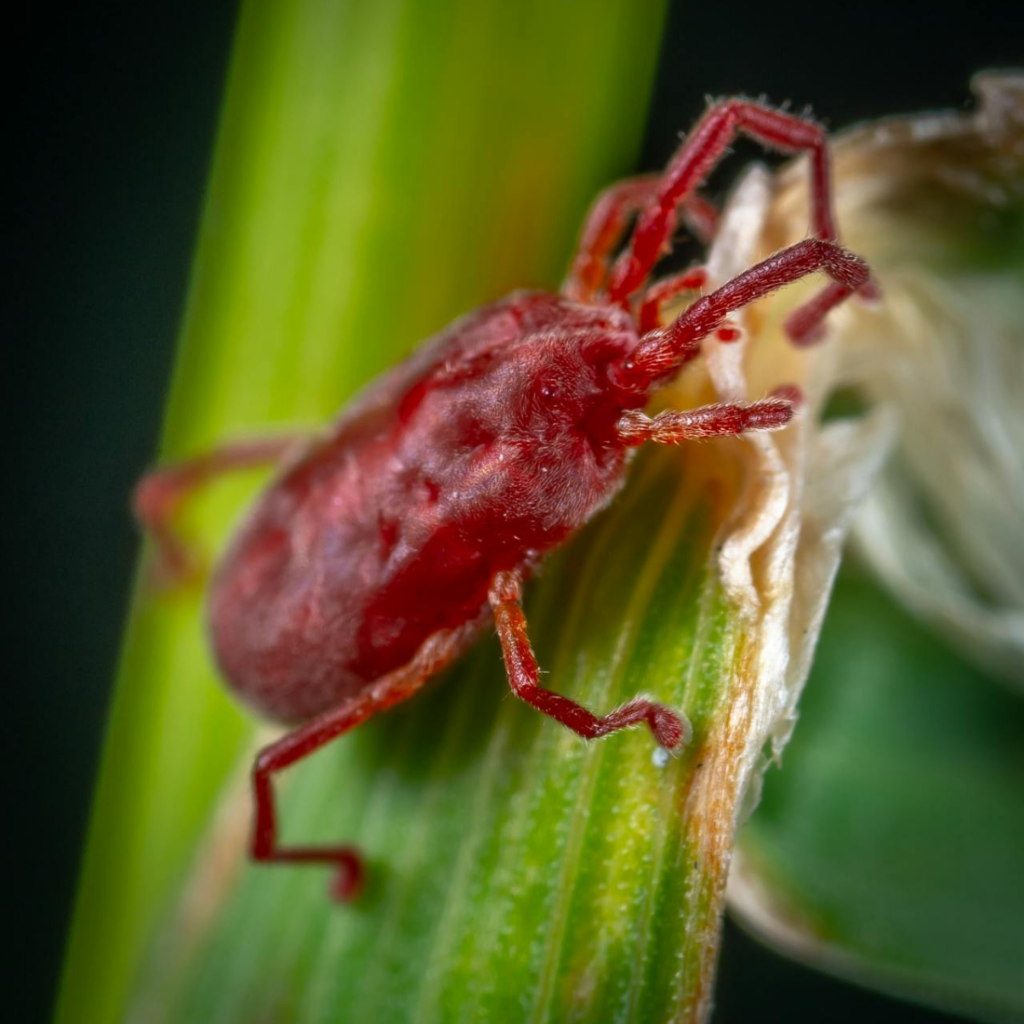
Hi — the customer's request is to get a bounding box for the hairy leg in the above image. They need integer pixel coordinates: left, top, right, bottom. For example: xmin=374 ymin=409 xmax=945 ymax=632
xmin=608 ymin=98 xmax=843 ymax=305
xmin=134 ymin=434 xmax=309 ymax=584
xmin=565 ymin=176 xmax=718 ymax=303
xmin=615 ymin=238 xmax=869 ymax=393
xmin=251 ymin=619 xmax=481 ymax=901
xmin=616 ymin=396 xmax=795 ymax=446
xmin=489 ymin=570 xmax=690 ymax=750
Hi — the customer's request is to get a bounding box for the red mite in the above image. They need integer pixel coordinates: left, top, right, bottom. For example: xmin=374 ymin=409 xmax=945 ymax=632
xmin=136 ymin=99 xmax=872 ymax=900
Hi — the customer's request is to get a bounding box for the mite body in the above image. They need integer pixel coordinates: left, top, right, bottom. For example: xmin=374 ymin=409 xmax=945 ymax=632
xmin=136 ymin=98 xmax=872 ymax=899
xmin=209 ymin=293 xmax=638 ymax=723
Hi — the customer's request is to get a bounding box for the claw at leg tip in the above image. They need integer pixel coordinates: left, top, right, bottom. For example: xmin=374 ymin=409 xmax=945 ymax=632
xmin=653 ymin=707 xmax=692 ymax=752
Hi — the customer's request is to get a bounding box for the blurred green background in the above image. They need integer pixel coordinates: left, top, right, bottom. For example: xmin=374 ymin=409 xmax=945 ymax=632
xmin=15 ymin=1 xmax=1018 ymax=1021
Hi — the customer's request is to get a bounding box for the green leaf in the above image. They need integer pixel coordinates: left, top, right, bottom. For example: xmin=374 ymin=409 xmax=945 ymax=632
xmin=732 ymin=569 xmax=1024 ymax=1023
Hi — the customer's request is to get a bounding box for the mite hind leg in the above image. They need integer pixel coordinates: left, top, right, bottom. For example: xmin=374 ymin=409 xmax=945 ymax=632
xmin=251 ymin=621 xmax=479 ymax=901
xmin=489 ymin=570 xmax=691 ymax=750
xmin=134 ymin=434 xmax=310 ymax=585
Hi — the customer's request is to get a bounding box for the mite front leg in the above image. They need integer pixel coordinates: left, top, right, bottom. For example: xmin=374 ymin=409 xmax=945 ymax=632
xmin=134 ymin=434 xmax=309 ymax=585
xmin=617 ymin=238 xmax=869 ymax=391
xmin=565 ymin=176 xmax=718 ymax=303
xmin=251 ymin=621 xmax=479 ymax=901
xmin=608 ymin=98 xmax=843 ymax=304
xmin=489 ymin=571 xmax=690 ymax=750
xmin=616 ymin=396 xmax=796 ymax=447
xmin=566 ymin=176 xmax=659 ymax=302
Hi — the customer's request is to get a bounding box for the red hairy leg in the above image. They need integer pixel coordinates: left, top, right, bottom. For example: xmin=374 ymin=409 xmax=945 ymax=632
xmin=134 ymin=435 xmax=308 ymax=584
xmin=616 ymin=238 xmax=869 ymax=390
xmin=566 ymin=175 xmax=658 ymax=301
xmin=251 ymin=619 xmax=482 ymax=901
xmin=565 ymin=176 xmax=718 ymax=303
xmin=488 ymin=571 xmax=691 ymax=750
xmin=616 ymin=396 xmax=794 ymax=446
xmin=607 ymin=99 xmax=842 ymax=306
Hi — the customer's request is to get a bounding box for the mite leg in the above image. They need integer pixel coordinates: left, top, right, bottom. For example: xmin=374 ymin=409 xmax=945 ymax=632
xmin=251 ymin=621 xmax=479 ymax=901
xmin=616 ymin=396 xmax=796 ymax=447
xmin=619 ymin=238 xmax=869 ymax=390
xmin=133 ymin=435 xmax=309 ymax=584
xmin=565 ymin=176 xmax=718 ymax=303
xmin=489 ymin=571 xmax=691 ymax=750
xmin=608 ymin=98 xmax=843 ymax=305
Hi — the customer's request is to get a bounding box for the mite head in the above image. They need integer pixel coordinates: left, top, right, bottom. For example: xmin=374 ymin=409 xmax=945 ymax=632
xmin=400 ymin=292 xmax=644 ymax=462
xmin=502 ymin=327 xmax=640 ymax=448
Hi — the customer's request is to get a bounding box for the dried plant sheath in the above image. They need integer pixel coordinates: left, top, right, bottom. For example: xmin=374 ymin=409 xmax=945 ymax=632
xmin=731 ymin=74 xmax=1024 ymax=1023
xmin=763 ymin=73 xmax=1024 ymax=685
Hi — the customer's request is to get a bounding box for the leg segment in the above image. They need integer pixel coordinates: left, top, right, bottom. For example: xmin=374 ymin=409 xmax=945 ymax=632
xmin=251 ymin=621 xmax=479 ymax=901
xmin=565 ymin=175 xmax=718 ymax=303
xmin=608 ymin=99 xmax=840 ymax=305
xmin=488 ymin=571 xmax=690 ymax=750
xmin=615 ymin=239 xmax=869 ymax=393
xmin=566 ymin=175 xmax=659 ymax=302
xmin=616 ymin=396 xmax=795 ymax=447
xmin=134 ymin=434 xmax=308 ymax=584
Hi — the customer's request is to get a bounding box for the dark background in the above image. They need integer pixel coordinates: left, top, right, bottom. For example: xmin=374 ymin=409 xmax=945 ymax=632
xmin=15 ymin=1 xmax=1019 ymax=1021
